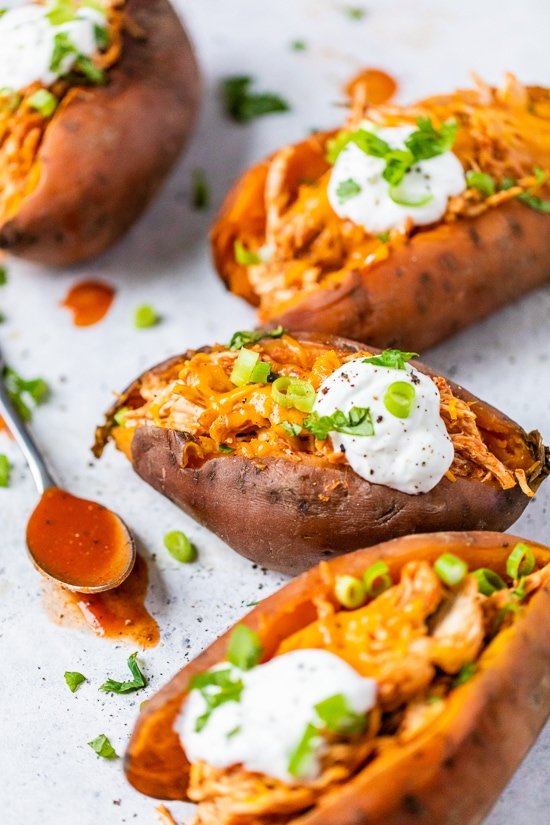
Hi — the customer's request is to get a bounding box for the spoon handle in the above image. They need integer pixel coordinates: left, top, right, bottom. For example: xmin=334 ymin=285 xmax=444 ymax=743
xmin=0 ymin=349 xmax=58 ymax=494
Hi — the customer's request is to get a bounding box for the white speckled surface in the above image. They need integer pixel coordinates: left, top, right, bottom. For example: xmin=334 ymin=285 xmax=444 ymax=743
xmin=1 ymin=1 xmax=549 ymax=823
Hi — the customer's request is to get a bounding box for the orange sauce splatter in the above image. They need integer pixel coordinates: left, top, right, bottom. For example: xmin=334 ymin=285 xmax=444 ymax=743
xmin=27 ymin=488 xmax=133 ymax=590
xmin=42 ymin=554 xmax=159 ymax=648
xmin=346 ymin=68 xmax=398 ymax=106
xmin=61 ymin=279 xmax=115 ymax=326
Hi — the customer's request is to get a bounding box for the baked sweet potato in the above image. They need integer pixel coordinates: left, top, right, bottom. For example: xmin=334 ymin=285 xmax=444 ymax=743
xmin=125 ymin=530 xmax=550 ymax=825
xmin=211 ymin=75 xmax=550 ymax=350
xmin=0 ymin=0 xmax=199 ymax=266
xmin=94 ymin=331 xmax=549 ymax=575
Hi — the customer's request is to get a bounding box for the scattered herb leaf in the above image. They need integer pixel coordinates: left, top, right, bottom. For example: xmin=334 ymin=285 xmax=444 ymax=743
xmin=163 ymin=530 xmax=196 ymax=563
xmin=315 ymin=693 xmax=366 ymax=735
xmin=134 ymin=304 xmax=160 ymax=329
xmin=288 ymin=722 xmax=319 ymax=777
xmin=189 ymin=668 xmax=244 ymax=732
xmin=219 ymin=443 xmax=235 ymax=454
xmin=0 ymin=454 xmax=11 ymax=487
xmin=291 ymin=39 xmax=307 ymax=51
xmin=64 ymin=671 xmax=86 ymax=692
xmin=0 ymin=265 xmax=7 ymax=286
xmin=336 ymin=178 xmax=361 ymax=203
xmin=100 ymin=652 xmax=148 ymax=694
xmin=3 ymin=367 xmax=49 ymax=422
xmin=363 ymin=349 xmax=418 ymax=370
xmin=191 ymin=168 xmax=210 ymax=210
xmin=88 ymin=734 xmax=118 ymax=759
xmin=451 ymin=662 xmax=477 ymax=688
xmin=221 ymin=75 xmax=290 ymax=123
xmin=234 ymin=239 xmax=262 ymax=265
xmin=466 ymin=170 xmax=496 ymax=197
xmin=282 ymin=421 xmax=302 ymax=437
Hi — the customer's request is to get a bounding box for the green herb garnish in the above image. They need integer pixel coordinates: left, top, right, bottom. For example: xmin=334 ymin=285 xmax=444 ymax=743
xmin=288 ymin=722 xmax=319 ymax=778
xmin=3 ymin=367 xmax=49 ymax=422
xmin=315 ymin=693 xmax=366 ymax=735
xmin=192 ymin=168 xmax=210 ymax=210
xmin=336 ymin=178 xmax=361 ymax=203
xmin=434 ymin=553 xmax=468 ymax=587
xmin=228 ymin=326 xmax=284 ymax=351
xmin=221 ymin=76 xmax=290 ymax=123
xmin=88 ymin=734 xmax=118 ymax=759
xmin=343 ymin=5 xmax=366 ymax=19
xmin=282 ymin=421 xmax=303 ymax=437
xmin=46 ymin=0 xmax=76 ymax=26
xmin=75 ymin=55 xmax=106 ymax=85
xmin=303 ymin=406 xmax=374 ymax=440
xmin=50 ymin=31 xmax=76 ymax=72
xmin=134 ymin=304 xmax=160 ymax=329
xmin=291 ymin=39 xmax=307 ymax=51
xmin=328 ymin=117 xmax=458 ymax=189
xmin=466 ymin=171 xmax=496 ymax=197
xmin=0 ymin=454 xmax=11 ymax=487
xmin=164 ymin=530 xmax=196 ymax=563
xmin=0 ymin=265 xmax=7 ymax=286
xmin=227 ymin=624 xmax=263 ymax=671
xmin=100 ymin=652 xmax=147 ymax=694
xmin=93 ymin=23 xmax=109 ymax=50
xmin=219 ymin=443 xmax=235 ymax=454
xmin=451 ymin=662 xmax=477 ymax=688
xmin=517 ymin=192 xmax=550 ymax=213
xmin=64 ymin=671 xmax=86 ymax=692
xmin=234 ymin=239 xmax=262 ymax=265
xmin=363 ymin=349 xmax=418 ymax=370
xmin=189 ymin=668 xmax=244 ymax=732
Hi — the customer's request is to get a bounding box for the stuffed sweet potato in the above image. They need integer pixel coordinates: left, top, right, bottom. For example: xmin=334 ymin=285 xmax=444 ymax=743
xmin=0 ymin=0 xmax=199 ymax=266
xmin=125 ymin=531 xmax=550 ymax=825
xmin=211 ymin=75 xmax=550 ymax=350
xmin=94 ymin=330 xmax=549 ymax=574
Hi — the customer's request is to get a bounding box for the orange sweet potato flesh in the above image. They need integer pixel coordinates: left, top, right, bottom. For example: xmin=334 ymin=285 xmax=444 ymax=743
xmin=94 ymin=332 xmax=549 ymax=575
xmin=125 ymin=531 xmax=550 ymax=825
xmin=211 ymin=131 xmax=550 ymax=351
xmin=0 ymin=0 xmax=200 ymax=266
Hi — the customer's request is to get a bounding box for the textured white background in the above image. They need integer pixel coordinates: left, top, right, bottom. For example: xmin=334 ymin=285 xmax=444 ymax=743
xmin=1 ymin=1 xmax=550 ymax=823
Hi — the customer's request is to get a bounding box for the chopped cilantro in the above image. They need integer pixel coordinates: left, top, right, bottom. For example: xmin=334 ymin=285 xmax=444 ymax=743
xmin=221 ymin=75 xmax=290 ymax=123
xmin=100 ymin=652 xmax=147 ymax=694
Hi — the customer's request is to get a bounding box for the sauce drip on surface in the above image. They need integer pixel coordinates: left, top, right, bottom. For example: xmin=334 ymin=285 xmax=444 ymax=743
xmin=26 ymin=487 xmax=133 ymax=590
xmin=61 ymin=280 xmax=115 ymax=327
xmin=345 ymin=68 xmax=398 ymax=105
xmin=42 ymin=554 xmax=160 ymax=648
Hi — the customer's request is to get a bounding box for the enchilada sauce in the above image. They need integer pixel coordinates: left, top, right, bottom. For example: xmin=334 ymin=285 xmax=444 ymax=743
xmin=345 ymin=68 xmax=397 ymax=105
xmin=61 ymin=280 xmax=115 ymax=326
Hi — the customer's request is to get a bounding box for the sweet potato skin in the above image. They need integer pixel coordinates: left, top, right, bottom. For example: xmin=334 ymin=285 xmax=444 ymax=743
xmin=0 ymin=0 xmax=200 ymax=266
xmin=125 ymin=530 xmax=550 ymax=825
xmin=97 ymin=332 xmax=548 ymax=575
xmin=211 ymin=133 xmax=550 ymax=350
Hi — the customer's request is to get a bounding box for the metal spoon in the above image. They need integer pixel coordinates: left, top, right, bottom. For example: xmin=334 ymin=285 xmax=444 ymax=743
xmin=0 ymin=347 xmax=136 ymax=593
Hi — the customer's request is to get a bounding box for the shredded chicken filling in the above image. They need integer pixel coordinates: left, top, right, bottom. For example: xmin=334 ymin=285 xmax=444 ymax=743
xmin=0 ymin=0 xmax=125 ymax=223
xmin=230 ymin=75 xmax=550 ymax=319
xmin=186 ymin=555 xmax=550 ymax=825
xmin=116 ymin=335 xmax=534 ymax=492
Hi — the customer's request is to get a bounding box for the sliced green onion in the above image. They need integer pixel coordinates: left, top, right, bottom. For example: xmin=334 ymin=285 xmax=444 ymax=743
xmin=472 ymin=568 xmax=506 ymax=597
xmin=134 ymin=304 xmax=159 ymax=328
xmin=383 ymin=381 xmax=415 ymax=419
xmin=336 ymin=178 xmax=361 ymax=203
xmin=287 ymin=722 xmax=319 ymax=778
xmin=113 ymin=407 xmax=128 ymax=426
xmin=0 ymin=87 xmax=22 ymax=112
xmin=76 ymin=55 xmax=106 ymax=85
xmin=281 ymin=421 xmax=302 ymax=437
xmin=230 ymin=348 xmax=271 ymax=386
xmin=218 ymin=443 xmax=234 ymax=453
xmin=0 ymin=454 xmax=11 ymax=487
xmin=46 ymin=0 xmax=76 ymax=25
xmin=314 ymin=693 xmax=366 ymax=735
xmin=466 ymin=170 xmax=496 ymax=197
xmin=271 ymin=376 xmax=316 ymax=412
xmin=227 ymin=624 xmax=262 ymax=670
xmin=234 ymin=239 xmax=262 ymax=265
xmin=27 ymin=89 xmax=58 ymax=117
xmin=388 ymin=184 xmax=433 ymax=207
xmin=363 ymin=560 xmax=393 ymax=597
xmin=506 ymin=543 xmax=535 ymax=580
xmin=163 ymin=530 xmax=196 ymax=563
xmin=434 ymin=553 xmax=468 ymax=587
xmin=334 ymin=575 xmax=366 ymax=609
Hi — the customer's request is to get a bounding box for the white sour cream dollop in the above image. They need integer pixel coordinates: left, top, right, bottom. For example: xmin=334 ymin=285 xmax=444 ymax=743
xmin=0 ymin=2 xmax=106 ymax=92
xmin=328 ymin=124 xmax=466 ymax=234
xmin=313 ymin=358 xmax=453 ymax=494
xmin=177 ymin=649 xmax=377 ymax=784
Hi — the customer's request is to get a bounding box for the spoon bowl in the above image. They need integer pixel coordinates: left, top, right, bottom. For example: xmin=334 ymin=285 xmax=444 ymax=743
xmin=0 ymin=347 xmax=136 ymax=593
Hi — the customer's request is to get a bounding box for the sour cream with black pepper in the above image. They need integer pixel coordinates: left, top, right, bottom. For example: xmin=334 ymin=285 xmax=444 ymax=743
xmin=313 ymin=359 xmax=453 ymax=494
xmin=177 ymin=649 xmax=377 ymax=783
xmin=0 ymin=2 xmax=106 ymax=92
xmin=328 ymin=124 xmax=466 ymax=234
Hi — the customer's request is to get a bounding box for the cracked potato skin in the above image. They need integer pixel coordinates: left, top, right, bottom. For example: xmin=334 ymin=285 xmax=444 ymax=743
xmin=124 ymin=531 xmax=550 ymax=825
xmin=0 ymin=0 xmax=200 ymax=265
xmin=97 ymin=333 xmax=548 ymax=576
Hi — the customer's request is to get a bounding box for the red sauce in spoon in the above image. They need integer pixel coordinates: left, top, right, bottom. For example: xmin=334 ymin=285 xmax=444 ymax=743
xmin=26 ymin=488 xmax=133 ymax=590
xmin=346 ymin=68 xmax=398 ymax=105
xmin=61 ymin=280 xmax=115 ymax=326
